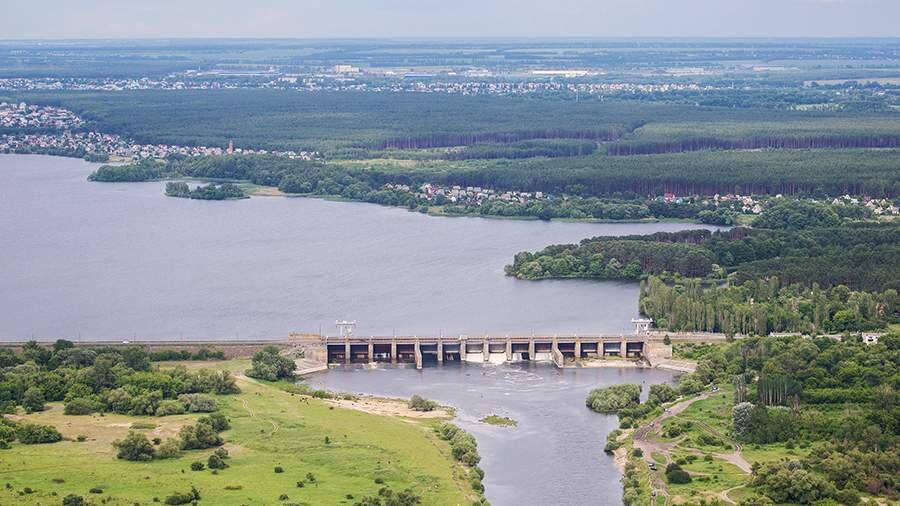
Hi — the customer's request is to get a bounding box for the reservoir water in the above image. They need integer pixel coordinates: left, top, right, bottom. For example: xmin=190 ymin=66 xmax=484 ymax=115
xmin=0 ymin=153 xmax=701 ymax=505
xmin=308 ymin=363 xmax=678 ymax=506
xmin=0 ymin=154 xmax=721 ymax=341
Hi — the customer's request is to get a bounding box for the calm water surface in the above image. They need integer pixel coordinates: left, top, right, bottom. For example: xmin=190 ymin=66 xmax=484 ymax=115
xmin=0 ymin=154 xmax=720 ymax=340
xmin=309 ymin=363 xmax=678 ymax=506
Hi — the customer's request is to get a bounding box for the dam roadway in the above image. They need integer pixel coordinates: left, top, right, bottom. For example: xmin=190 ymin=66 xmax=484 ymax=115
xmin=326 ymin=334 xmax=650 ymax=369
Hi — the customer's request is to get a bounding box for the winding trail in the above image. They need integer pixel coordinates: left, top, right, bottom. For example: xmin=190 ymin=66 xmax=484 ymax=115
xmin=633 ymin=393 xmax=712 ymax=501
xmin=719 ymin=485 xmax=745 ymax=505
xmin=241 ymin=398 xmax=254 ymax=418
xmin=237 ymin=377 xmax=280 ymax=435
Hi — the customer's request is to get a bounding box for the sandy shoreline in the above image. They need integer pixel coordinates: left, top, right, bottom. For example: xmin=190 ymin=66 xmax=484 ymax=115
xmin=325 ymin=395 xmax=453 ymax=419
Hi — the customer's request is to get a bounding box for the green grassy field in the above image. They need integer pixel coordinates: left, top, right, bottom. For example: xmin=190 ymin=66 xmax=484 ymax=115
xmin=0 ymin=362 xmax=477 ymax=505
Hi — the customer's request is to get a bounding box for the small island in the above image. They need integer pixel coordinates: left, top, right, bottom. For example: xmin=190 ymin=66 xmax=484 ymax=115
xmin=165 ymin=181 xmax=247 ymax=200
xmin=480 ymin=415 xmax=517 ymax=427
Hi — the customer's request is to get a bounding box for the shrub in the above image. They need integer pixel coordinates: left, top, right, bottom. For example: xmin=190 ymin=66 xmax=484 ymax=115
xmin=62 ymin=495 xmax=85 ymax=506
xmin=104 ymin=388 xmax=134 ymax=414
xmin=632 ymin=448 xmax=643 ymax=458
xmin=356 ymin=487 xmax=422 ymax=506
xmin=677 ymin=375 xmax=705 ymax=396
xmin=156 ymin=438 xmax=183 ymax=459
xmin=246 ymin=346 xmax=296 ymax=381
xmin=408 ymin=395 xmax=438 ymax=412
xmin=112 ymin=431 xmax=155 ymax=461
xmin=296 ymin=481 xmax=304 ymax=488
xmin=214 ymin=447 xmax=229 ymax=459
xmin=460 ymin=450 xmax=481 ymax=466
xmin=16 ymin=423 xmax=62 ymax=444
xmin=164 ymin=487 xmax=201 ymax=505
xmin=665 ymin=463 xmax=692 ymax=484
xmin=179 ymin=422 xmax=223 ymax=450
xmin=279 ymin=494 xmax=289 ymax=500
xmin=0 ymin=424 xmax=16 ymax=444
xmin=274 ymin=466 xmax=284 ymax=473
xmin=89 ymin=487 xmax=103 ymax=494
xmin=207 ymin=454 xmax=228 ymax=470
xmin=190 ymin=462 xmax=205 ymax=471
xmin=64 ymin=397 xmax=103 ymax=415
xmin=198 ymin=413 xmax=230 ymax=432
xmin=22 ymin=387 xmax=45 ymax=413
xmin=178 ymin=393 xmax=217 ymax=413
xmin=155 ymin=400 xmax=186 ymax=417
xmin=438 ymin=423 xmax=460 ymax=441
xmin=129 ymin=390 xmax=163 ymax=416
xmin=648 ymin=384 xmax=678 ymax=405
xmin=834 ymin=488 xmax=861 ymax=505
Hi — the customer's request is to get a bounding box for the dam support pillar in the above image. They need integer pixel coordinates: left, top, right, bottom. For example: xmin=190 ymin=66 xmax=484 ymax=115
xmin=551 ymin=335 xmax=564 ymax=368
xmin=574 ymin=336 xmax=581 ymax=360
xmin=367 ymin=340 xmax=374 ymax=363
xmin=460 ymin=337 xmax=467 ymax=358
xmin=621 ymin=340 xmax=628 ymax=358
xmin=437 ymin=338 xmax=443 ymax=363
xmin=414 ymin=338 xmax=423 ymax=370
xmin=528 ymin=338 xmax=535 ymax=361
xmin=483 ymin=337 xmax=490 ymax=362
xmin=391 ymin=339 xmax=397 ymax=364
xmin=506 ymin=337 xmax=512 ymax=361
xmin=344 ymin=339 xmax=351 ymax=365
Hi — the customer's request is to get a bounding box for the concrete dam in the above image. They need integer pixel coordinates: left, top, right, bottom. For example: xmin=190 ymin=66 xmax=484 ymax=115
xmin=325 ymin=334 xmax=649 ymax=369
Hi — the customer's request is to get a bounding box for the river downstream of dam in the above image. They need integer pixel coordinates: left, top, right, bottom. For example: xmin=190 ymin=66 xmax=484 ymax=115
xmin=308 ymin=362 xmax=679 ymax=506
xmin=0 ymin=154 xmax=722 ymax=341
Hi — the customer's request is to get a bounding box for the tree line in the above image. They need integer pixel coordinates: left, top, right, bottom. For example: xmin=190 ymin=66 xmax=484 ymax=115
xmin=165 ymin=182 xmax=246 ymax=200
xmin=639 ymin=276 xmax=898 ymax=335
xmin=88 ymin=155 xmax=752 ymax=223
xmin=508 ymin=222 xmax=900 ymax=292
xmin=0 ymin=341 xmax=240 ymax=418
xmin=607 ymin=134 xmax=900 ymax=156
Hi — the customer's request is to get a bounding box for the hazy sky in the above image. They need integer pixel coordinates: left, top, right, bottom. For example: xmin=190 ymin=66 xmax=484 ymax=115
xmin=5 ymin=0 xmax=900 ymax=39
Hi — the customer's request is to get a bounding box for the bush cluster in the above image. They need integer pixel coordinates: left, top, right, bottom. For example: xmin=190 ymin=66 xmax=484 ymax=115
xmin=407 ymin=395 xmax=438 ymax=412
xmin=585 ymin=384 xmax=641 ymax=414
xmin=245 ymin=346 xmax=296 ymax=381
xmin=436 ymin=423 xmax=485 ymax=495
xmin=113 ymin=413 xmax=229 ymax=461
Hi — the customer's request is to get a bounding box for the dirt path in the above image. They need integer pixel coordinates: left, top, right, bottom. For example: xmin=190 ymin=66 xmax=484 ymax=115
xmin=719 ymin=485 xmax=745 ymax=505
xmin=240 ymin=398 xmax=254 ymax=417
xmin=632 ymin=391 xmax=754 ymax=504
xmin=694 ymin=420 xmax=752 ymax=473
xmin=237 ymin=377 xmax=281 ymax=435
xmin=633 ymin=393 xmax=712 ymax=500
